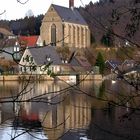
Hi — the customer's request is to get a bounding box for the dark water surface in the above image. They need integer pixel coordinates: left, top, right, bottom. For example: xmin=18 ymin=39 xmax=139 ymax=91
xmin=0 ymin=80 xmax=140 ymax=140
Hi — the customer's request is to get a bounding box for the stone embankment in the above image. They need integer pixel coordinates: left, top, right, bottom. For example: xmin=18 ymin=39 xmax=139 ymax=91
xmin=0 ymin=74 xmax=103 ymax=81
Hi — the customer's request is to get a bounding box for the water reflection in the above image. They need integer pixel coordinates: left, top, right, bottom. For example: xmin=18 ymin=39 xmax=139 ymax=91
xmin=0 ymin=81 xmax=93 ymax=140
xmin=0 ymin=80 xmax=139 ymax=140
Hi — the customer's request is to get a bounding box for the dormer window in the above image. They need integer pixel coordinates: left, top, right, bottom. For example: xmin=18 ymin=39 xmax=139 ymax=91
xmin=46 ymin=55 xmax=51 ymax=62
xmin=47 ymin=57 xmax=51 ymax=61
xmin=61 ymin=59 xmax=68 ymax=64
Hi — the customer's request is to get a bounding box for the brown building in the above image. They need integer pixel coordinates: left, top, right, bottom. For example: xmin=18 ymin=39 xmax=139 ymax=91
xmin=40 ymin=0 xmax=91 ymax=48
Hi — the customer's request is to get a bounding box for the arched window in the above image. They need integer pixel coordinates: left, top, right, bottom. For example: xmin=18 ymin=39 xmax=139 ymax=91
xmin=51 ymin=24 xmax=56 ymax=46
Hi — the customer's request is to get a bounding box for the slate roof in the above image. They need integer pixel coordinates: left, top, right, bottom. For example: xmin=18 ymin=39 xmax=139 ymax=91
xmin=105 ymin=60 xmax=122 ymax=69
xmin=28 ymin=46 xmax=62 ymax=65
xmin=70 ymin=57 xmax=81 ymax=67
xmin=52 ymin=4 xmax=87 ymax=25
xmin=122 ymin=59 xmax=135 ymax=66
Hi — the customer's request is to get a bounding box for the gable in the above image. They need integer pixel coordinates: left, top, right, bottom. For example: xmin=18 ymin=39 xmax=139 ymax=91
xmin=36 ymin=36 xmax=43 ymax=46
xmin=42 ymin=5 xmax=62 ymax=23
xmin=105 ymin=60 xmax=121 ymax=69
xmin=19 ymin=48 xmax=36 ymax=66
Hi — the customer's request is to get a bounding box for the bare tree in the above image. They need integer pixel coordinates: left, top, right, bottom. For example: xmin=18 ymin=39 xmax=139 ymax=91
xmin=0 ymin=0 xmax=140 ymax=140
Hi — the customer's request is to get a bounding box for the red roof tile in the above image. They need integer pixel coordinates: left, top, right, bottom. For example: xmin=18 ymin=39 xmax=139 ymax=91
xmin=18 ymin=36 xmax=39 ymax=47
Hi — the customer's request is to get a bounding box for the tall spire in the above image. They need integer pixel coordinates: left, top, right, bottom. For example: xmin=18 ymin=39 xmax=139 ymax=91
xmin=69 ymin=0 xmax=74 ymax=10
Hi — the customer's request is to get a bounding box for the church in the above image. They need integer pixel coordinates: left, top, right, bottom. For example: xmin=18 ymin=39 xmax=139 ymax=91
xmin=40 ymin=0 xmax=91 ymax=48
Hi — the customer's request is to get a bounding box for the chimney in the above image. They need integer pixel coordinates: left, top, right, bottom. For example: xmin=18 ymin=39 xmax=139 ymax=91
xmin=69 ymin=0 xmax=74 ymax=10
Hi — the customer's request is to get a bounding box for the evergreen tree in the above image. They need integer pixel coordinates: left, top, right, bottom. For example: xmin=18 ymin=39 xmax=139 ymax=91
xmin=90 ymin=33 xmax=96 ymax=44
xmin=95 ymin=52 xmax=105 ymax=74
xmin=101 ymin=28 xmax=114 ymax=47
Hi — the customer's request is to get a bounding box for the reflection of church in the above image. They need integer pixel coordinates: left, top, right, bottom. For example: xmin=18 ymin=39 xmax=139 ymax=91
xmin=40 ymin=0 xmax=91 ymax=48
xmin=16 ymin=81 xmax=91 ymax=139
xmin=40 ymin=93 xmax=91 ymax=139
xmin=0 ymin=81 xmax=92 ymax=139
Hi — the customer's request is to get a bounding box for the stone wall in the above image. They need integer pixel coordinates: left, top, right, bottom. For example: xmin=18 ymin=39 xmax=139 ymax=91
xmin=79 ymin=74 xmax=103 ymax=80
xmin=0 ymin=75 xmax=19 ymax=81
xmin=0 ymin=74 xmax=102 ymax=81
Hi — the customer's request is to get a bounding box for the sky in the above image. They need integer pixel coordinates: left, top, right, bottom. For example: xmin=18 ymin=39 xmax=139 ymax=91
xmin=0 ymin=0 xmax=98 ymax=20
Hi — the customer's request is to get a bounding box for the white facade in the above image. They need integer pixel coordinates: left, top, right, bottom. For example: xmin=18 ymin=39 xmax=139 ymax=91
xmin=19 ymin=48 xmax=61 ymax=75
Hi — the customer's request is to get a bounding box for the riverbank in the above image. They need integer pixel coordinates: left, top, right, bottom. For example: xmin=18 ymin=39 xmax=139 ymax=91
xmin=0 ymin=74 xmax=103 ymax=81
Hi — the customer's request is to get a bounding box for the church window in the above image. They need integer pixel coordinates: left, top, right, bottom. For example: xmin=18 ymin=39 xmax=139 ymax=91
xmin=51 ymin=24 xmax=56 ymax=46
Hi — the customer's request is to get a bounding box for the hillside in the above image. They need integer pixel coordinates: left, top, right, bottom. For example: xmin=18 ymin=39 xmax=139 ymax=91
xmin=78 ymin=0 xmax=140 ymax=46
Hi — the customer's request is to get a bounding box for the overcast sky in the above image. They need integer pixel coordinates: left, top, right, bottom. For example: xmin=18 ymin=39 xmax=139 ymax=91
xmin=0 ymin=0 xmax=98 ymax=20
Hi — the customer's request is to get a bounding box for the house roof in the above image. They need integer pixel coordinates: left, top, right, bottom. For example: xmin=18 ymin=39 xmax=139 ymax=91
xmin=0 ymin=38 xmax=18 ymax=48
xmin=70 ymin=57 xmax=81 ymax=67
xmin=69 ymin=55 xmax=91 ymax=71
xmin=18 ymin=36 xmax=39 ymax=47
xmin=52 ymin=4 xmax=87 ymax=25
xmin=27 ymin=46 xmax=62 ymax=65
xmin=105 ymin=60 xmax=122 ymax=69
xmin=75 ymin=56 xmax=91 ymax=68
xmin=0 ymin=28 xmax=13 ymax=36
xmin=117 ymin=59 xmax=136 ymax=72
xmin=124 ymin=65 xmax=140 ymax=74
xmin=122 ymin=59 xmax=135 ymax=65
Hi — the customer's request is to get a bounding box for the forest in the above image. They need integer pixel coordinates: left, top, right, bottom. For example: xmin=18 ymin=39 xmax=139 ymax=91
xmin=0 ymin=14 xmax=43 ymax=35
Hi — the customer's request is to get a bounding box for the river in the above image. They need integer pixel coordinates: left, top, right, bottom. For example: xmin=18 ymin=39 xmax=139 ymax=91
xmin=0 ymin=79 xmax=139 ymax=140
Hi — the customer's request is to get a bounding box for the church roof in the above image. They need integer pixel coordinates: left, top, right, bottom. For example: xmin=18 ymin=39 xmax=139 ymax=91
xmin=52 ymin=4 xmax=87 ymax=25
